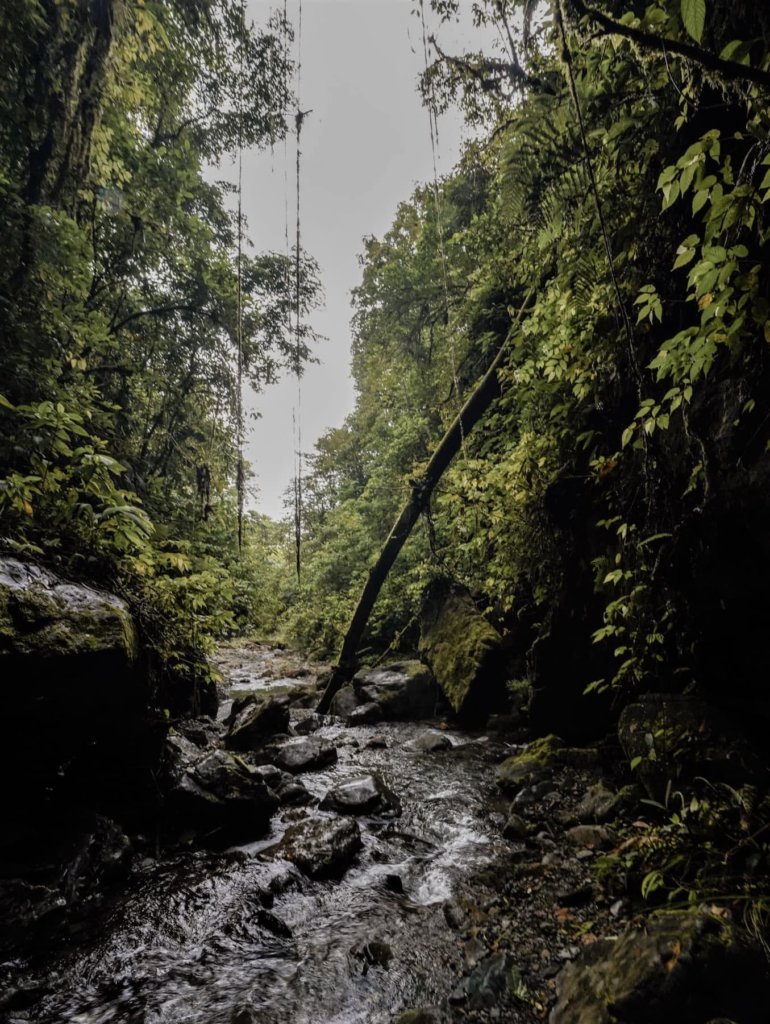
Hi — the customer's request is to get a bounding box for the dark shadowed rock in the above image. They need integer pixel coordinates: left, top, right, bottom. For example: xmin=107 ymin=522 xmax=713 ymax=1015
xmin=274 ymin=736 xmax=338 ymax=773
xmin=320 ymin=774 xmax=400 ymax=815
xmin=330 ymin=684 xmax=359 ymax=718
xmin=347 ymin=702 xmax=383 ymax=726
xmin=293 ymin=713 xmax=325 ymax=735
xmin=226 ymin=698 xmax=290 ymax=751
xmin=550 ymin=911 xmax=770 ymax=1024
xmin=165 ymin=737 xmax=277 ymax=837
xmin=272 ymin=815 xmax=361 ymax=878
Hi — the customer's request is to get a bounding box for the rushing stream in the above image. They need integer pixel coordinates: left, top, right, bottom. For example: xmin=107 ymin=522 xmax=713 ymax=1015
xmin=3 ymin=650 xmax=514 ymax=1024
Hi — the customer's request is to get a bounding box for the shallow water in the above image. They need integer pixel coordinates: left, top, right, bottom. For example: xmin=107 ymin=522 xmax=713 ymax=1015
xmin=3 ymin=674 xmax=512 ymax=1024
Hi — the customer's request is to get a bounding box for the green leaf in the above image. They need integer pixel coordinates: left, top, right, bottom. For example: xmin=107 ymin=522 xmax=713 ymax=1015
xmin=681 ymin=0 xmax=705 ymax=42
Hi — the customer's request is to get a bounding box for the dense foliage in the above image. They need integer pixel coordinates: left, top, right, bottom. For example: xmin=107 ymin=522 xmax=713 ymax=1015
xmin=290 ymin=0 xmax=770 ymax=718
xmin=0 ymin=0 xmax=317 ymax=697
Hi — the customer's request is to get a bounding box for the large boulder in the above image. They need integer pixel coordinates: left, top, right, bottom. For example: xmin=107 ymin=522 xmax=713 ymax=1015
xmin=418 ymin=580 xmax=505 ymax=723
xmin=550 ymin=911 xmax=770 ymax=1024
xmin=0 ymin=557 xmax=166 ymax=818
xmin=320 ymin=774 xmax=400 ymax=815
xmin=270 ymin=815 xmax=362 ymax=878
xmin=164 ymin=735 xmax=277 ymax=838
xmin=226 ymin=697 xmax=290 ymax=751
xmin=353 ymin=661 xmax=442 ymax=720
xmin=274 ymin=736 xmax=337 ymax=773
xmin=0 ymin=557 xmax=137 ymax=661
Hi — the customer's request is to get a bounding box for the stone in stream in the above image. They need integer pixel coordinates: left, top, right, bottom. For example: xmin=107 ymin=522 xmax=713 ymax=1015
xmin=346 ymin=701 xmax=383 ymax=726
xmin=226 ymin=697 xmax=290 ymax=751
xmin=353 ymin=661 xmax=442 ymax=720
xmin=407 ymin=730 xmax=453 ymax=753
xmin=165 ymin=738 xmax=277 ymax=836
xmin=272 ymin=815 xmax=362 ymax=878
xmin=274 ymin=736 xmax=338 ymax=773
xmin=502 ymin=812 xmax=529 ymax=840
xmin=320 ymin=774 xmax=400 ymax=816
xmin=293 ymin=712 xmax=325 ymax=736
xmin=330 ymin=684 xmax=359 ymax=718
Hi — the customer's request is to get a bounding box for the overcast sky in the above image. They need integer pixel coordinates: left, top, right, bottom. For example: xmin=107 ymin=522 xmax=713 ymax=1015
xmin=236 ymin=0 xmax=482 ymax=519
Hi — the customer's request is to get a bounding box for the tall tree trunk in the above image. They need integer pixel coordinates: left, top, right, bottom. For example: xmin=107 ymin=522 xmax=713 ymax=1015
xmin=316 ymin=327 xmax=520 ymax=714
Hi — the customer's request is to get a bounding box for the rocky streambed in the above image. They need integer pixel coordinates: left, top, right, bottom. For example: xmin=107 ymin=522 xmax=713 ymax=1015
xmin=2 ymin=642 xmax=769 ymax=1024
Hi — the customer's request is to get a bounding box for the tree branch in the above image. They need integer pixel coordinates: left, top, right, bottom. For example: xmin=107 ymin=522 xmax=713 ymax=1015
xmin=570 ymin=0 xmax=770 ymax=90
xmin=110 ymin=302 xmax=200 ymax=334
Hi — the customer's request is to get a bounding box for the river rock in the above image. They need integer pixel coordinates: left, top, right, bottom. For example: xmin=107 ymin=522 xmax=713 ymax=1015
xmin=549 ymin=911 xmax=770 ymax=1024
xmin=165 ymin=738 xmax=277 ymax=836
xmin=330 ymin=684 xmax=360 ymax=718
xmin=320 ymin=773 xmax=400 ymax=815
xmin=226 ymin=698 xmax=290 ymax=751
xmin=293 ymin=713 xmax=325 ymax=735
xmin=407 ymin=730 xmax=452 ymax=753
xmin=418 ymin=579 xmax=506 ymax=723
xmin=353 ymin=661 xmax=441 ymax=720
xmin=347 ymin=701 xmax=383 ymax=726
xmin=274 ymin=736 xmax=337 ymax=773
xmin=273 ymin=816 xmax=362 ymax=878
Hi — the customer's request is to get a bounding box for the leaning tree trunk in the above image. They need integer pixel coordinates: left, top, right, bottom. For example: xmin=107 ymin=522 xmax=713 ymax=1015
xmin=316 ymin=322 xmax=523 ymax=715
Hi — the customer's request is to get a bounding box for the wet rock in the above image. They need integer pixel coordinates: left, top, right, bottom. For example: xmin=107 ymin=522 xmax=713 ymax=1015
xmin=418 ymin=579 xmax=506 ymax=723
xmin=165 ymin=739 xmax=277 ymax=836
xmin=565 ymin=825 xmax=616 ymax=850
xmin=384 ymin=873 xmax=403 ymax=893
xmin=408 ymin=730 xmax=452 ymax=753
xmin=444 ymin=900 xmax=467 ymax=930
xmin=346 ymin=701 xmax=383 ymax=726
xmin=330 ymin=684 xmax=359 ymax=718
xmin=0 ymin=556 xmax=137 ymax=661
xmin=274 ymin=774 xmax=312 ymax=806
xmin=353 ymin=661 xmax=442 ymax=720
xmin=350 ymin=936 xmax=392 ymax=972
xmin=273 ymin=816 xmax=361 ymax=878
xmin=274 ymin=736 xmax=337 ymax=773
xmin=320 ymin=773 xmax=400 ymax=815
xmin=251 ymin=763 xmax=283 ymax=788
xmin=550 ymin=911 xmax=770 ymax=1024
xmin=502 ymin=812 xmax=529 ymax=840
xmin=226 ymin=698 xmax=290 ymax=751
xmin=293 ymin=713 xmax=325 ymax=736
xmin=364 ymin=735 xmax=388 ymax=749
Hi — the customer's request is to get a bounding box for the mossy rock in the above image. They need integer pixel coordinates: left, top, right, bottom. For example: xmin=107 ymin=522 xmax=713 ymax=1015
xmin=418 ymin=580 xmax=505 ymax=723
xmin=496 ymin=734 xmax=598 ymax=791
xmin=0 ymin=557 xmax=137 ymax=661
